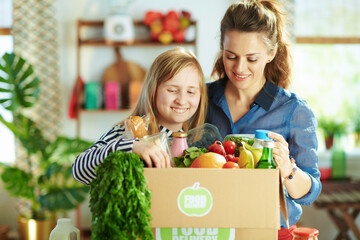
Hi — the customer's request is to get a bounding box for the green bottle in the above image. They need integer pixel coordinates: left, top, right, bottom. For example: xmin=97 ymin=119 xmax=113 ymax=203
xmin=331 ymin=133 xmax=346 ymax=179
xmin=256 ymin=140 xmax=276 ymax=169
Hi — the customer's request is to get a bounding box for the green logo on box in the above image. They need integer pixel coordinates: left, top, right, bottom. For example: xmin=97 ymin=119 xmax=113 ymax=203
xmin=156 ymin=228 xmax=235 ymax=240
xmin=177 ymin=182 xmax=212 ymax=217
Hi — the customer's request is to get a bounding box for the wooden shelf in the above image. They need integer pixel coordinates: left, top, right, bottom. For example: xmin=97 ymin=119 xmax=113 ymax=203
xmin=296 ymin=37 xmax=360 ymax=44
xmin=79 ymin=38 xmax=196 ymax=47
xmin=77 ymin=19 xmax=197 ymax=48
xmin=79 ymin=109 xmax=133 ymax=114
xmin=0 ymin=28 xmax=11 ymax=35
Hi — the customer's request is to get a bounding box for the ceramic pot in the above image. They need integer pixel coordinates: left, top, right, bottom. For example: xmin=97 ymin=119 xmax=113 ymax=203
xmin=17 ymin=216 xmax=56 ymax=240
xmin=354 ymin=132 xmax=360 ymax=147
xmin=325 ymin=135 xmax=334 ymax=150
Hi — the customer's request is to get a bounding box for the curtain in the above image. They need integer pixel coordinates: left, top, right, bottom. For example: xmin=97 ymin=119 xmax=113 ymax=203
xmin=12 ymin=0 xmax=61 ymax=142
xmin=12 ymin=0 xmax=61 ymax=217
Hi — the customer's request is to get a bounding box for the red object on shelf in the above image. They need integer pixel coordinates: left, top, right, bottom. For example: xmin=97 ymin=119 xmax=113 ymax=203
xmin=319 ymin=167 xmax=332 ymax=181
xmin=105 ymin=82 xmax=120 ymax=110
xmin=68 ymin=76 xmax=85 ymax=119
xmin=144 ymin=9 xmax=192 ymax=44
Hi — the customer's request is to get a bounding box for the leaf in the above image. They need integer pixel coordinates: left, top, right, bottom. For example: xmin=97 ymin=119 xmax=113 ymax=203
xmin=0 ymin=166 xmax=34 ymax=199
xmin=38 ymin=186 xmax=89 ymax=212
xmin=189 ymin=151 xmax=202 ymax=159
xmin=184 ymin=157 xmax=194 ymax=167
xmin=14 ymin=116 xmax=50 ymax=155
xmin=185 ymin=146 xmax=200 ymax=153
xmin=0 ymin=52 xmax=39 ymax=112
xmin=45 ymin=136 xmax=93 ymax=164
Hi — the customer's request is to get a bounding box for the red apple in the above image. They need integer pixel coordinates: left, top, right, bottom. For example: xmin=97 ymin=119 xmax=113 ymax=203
xmin=144 ymin=11 xmax=163 ymax=26
xmin=163 ymin=17 xmax=180 ymax=34
xmin=173 ymin=30 xmax=186 ymax=43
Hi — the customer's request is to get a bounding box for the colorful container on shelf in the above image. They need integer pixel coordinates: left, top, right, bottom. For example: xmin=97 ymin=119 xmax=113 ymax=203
xmin=105 ymin=82 xmax=120 ymax=109
xmin=85 ymin=82 xmax=102 ymax=109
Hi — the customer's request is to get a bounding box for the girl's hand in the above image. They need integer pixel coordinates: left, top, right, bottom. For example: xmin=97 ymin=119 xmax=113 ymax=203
xmin=132 ymin=141 xmax=171 ymax=168
xmin=267 ymin=132 xmax=292 ymax=178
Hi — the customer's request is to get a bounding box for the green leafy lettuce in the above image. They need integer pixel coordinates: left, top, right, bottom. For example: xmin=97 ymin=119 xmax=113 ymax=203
xmin=90 ymin=151 xmax=153 ymax=240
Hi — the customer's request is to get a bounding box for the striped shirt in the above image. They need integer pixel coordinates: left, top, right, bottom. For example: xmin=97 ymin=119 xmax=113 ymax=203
xmin=72 ymin=124 xmax=173 ymax=185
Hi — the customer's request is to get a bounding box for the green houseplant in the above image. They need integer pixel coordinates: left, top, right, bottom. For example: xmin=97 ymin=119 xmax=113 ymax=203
xmin=317 ymin=115 xmax=348 ymax=149
xmin=0 ymin=53 xmax=92 ymax=237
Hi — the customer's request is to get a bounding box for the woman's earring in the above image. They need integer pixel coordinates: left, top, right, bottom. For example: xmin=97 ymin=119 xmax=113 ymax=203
xmin=267 ymin=60 xmax=271 ymax=63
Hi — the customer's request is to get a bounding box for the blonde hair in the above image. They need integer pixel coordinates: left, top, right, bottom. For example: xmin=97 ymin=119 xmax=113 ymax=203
xmin=131 ymin=47 xmax=207 ymax=134
xmin=212 ymin=0 xmax=292 ymax=89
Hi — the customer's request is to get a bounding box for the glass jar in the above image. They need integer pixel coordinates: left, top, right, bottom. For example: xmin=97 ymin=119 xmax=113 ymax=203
xmin=170 ymin=132 xmax=188 ymax=158
xmin=49 ymin=218 xmax=80 ymax=240
xmin=292 ymin=227 xmax=319 ymax=240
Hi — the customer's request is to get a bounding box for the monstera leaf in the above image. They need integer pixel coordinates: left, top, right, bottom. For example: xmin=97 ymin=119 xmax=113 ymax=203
xmin=0 ymin=52 xmax=39 ymax=112
xmin=38 ymin=163 xmax=89 ymax=212
xmin=0 ymin=163 xmax=35 ymax=199
xmin=44 ymin=136 xmax=93 ymax=164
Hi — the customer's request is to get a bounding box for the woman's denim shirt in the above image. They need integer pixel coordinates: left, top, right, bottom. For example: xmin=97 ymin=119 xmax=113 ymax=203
xmin=206 ymin=78 xmax=322 ymax=228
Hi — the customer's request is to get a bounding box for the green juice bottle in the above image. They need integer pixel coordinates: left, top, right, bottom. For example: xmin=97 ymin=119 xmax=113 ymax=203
xmin=256 ymin=139 xmax=276 ymax=169
xmin=331 ymin=133 xmax=346 ymax=180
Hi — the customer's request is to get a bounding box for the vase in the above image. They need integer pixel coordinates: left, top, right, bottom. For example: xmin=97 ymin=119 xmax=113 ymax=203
xmin=325 ymin=135 xmax=334 ymax=150
xmin=17 ymin=216 xmax=56 ymax=240
xmin=354 ymin=132 xmax=360 ymax=147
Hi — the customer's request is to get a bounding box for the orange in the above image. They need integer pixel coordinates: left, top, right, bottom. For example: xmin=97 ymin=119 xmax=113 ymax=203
xmin=190 ymin=152 xmax=226 ymax=168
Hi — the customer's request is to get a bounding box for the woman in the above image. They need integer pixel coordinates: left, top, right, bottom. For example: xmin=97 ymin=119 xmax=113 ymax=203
xmin=73 ymin=47 xmax=207 ymax=185
xmin=206 ymin=1 xmax=321 ymax=239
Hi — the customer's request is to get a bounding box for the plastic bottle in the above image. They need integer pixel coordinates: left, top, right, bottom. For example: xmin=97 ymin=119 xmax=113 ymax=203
xmin=256 ymin=139 xmax=276 ymax=169
xmin=331 ymin=133 xmax=346 ymax=180
xmin=170 ymin=132 xmax=189 ymax=158
xmin=252 ymin=129 xmax=271 ymax=149
xmin=49 ymin=218 xmax=80 ymax=240
xmin=292 ymin=227 xmax=319 ymax=240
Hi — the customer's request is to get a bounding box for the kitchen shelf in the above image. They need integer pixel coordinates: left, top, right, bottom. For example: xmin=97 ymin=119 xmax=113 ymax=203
xmin=75 ymin=19 xmax=198 ymax=136
xmin=79 ymin=109 xmax=133 ymax=114
xmin=77 ymin=19 xmax=197 ymax=49
xmin=296 ymin=37 xmax=360 ymax=44
xmin=0 ymin=28 xmax=11 ymax=35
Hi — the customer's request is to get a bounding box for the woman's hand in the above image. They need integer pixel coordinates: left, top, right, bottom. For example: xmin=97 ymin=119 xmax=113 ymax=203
xmin=132 ymin=141 xmax=171 ymax=168
xmin=267 ymin=132 xmax=292 ymax=178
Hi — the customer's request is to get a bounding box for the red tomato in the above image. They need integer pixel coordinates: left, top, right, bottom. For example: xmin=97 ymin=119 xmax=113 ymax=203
xmin=223 ymin=161 xmax=240 ymax=169
xmin=208 ymin=141 xmax=226 ymax=156
xmin=223 ymin=140 xmax=236 ymax=154
xmin=226 ymin=154 xmax=234 ymax=162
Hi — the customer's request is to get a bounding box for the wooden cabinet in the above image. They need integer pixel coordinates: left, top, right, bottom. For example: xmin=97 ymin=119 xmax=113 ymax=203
xmin=75 ymin=19 xmax=198 ymax=136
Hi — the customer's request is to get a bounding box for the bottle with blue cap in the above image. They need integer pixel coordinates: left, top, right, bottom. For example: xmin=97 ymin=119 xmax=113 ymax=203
xmin=252 ymin=129 xmax=271 ymax=149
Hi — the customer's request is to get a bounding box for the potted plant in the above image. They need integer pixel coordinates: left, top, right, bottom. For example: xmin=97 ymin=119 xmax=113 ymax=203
xmin=352 ymin=108 xmax=360 ymax=147
xmin=317 ymin=115 xmax=348 ymax=150
xmin=0 ymin=53 xmax=92 ymax=240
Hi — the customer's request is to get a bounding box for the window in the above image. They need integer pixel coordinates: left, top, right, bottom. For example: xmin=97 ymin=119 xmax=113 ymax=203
xmin=0 ymin=0 xmax=14 ymax=163
xmin=291 ymin=0 xmax=360 ymax=150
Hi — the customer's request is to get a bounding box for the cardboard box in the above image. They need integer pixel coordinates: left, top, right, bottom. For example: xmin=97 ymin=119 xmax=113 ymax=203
xmin=144 ymin=168 xmax=287 ymax=240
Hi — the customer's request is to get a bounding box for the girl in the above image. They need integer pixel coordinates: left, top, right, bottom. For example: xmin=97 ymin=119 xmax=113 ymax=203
xmin=73 ymin=47 xmax=207 ymax=185
xmin=206 ymin=1 xmax=321 ymax=239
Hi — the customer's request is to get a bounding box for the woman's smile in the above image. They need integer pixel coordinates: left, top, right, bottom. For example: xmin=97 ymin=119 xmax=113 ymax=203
xmin=233 ymin=72 xmax=251 ymax=81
